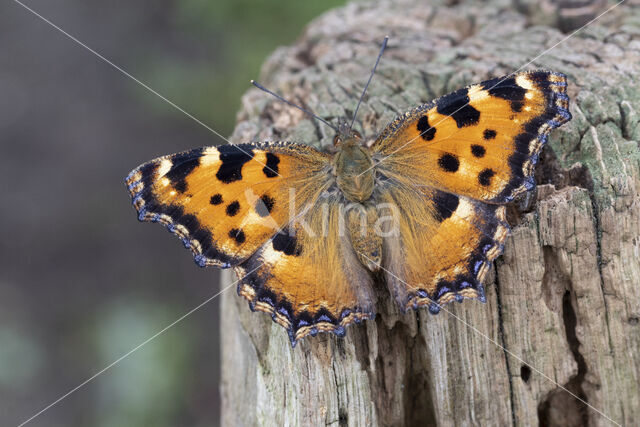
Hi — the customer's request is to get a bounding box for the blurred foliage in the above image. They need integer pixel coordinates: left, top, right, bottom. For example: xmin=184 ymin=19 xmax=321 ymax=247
xmin=2 ymin=1 xmax=347 ymax=426
xmin=0 ymin=326 xmax=43 ymax=393
xmin=144 ymin=0 xmax=346 ymax=138
xmin=94 ymin=301 xmax=191 ymax=427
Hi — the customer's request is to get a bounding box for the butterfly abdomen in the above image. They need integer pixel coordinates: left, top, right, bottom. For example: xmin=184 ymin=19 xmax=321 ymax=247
xmin=346 ymin=204 xmax=382 ymax=271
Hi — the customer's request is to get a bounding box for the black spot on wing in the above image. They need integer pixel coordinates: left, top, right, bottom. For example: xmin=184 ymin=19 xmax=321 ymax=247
xmin=478 ymin=168 xmax=496 ymax=186
xmin=482 ymin=76 xmax=527 ymax=112
xmin=216 ymin=145 xmax=254 ymax=184
xmin=436 ymin=88 xmax=480 ymax=128
xmin=226 ymin=200 xmax=240 ymax=216
xmin=263 ymin=153 xmax=280 ymax=178
xmin=255 ymin=194 xmax=275 ymax=217
xmin=229 ymin=228 xmax=246 ymax=244
xmin=175 ymin=181 xmax=188 ymax=193
xmin=471 ymin=145 xmax=486 ymax=158
xmin=526 ymin=70 xmax=552 ymax=93
xmin=416 ymin=115 xmax=436 ymax=141
xmin=210 ymin=194 xmax=223 ymax=205
xmin=438 ymin=154 xmax=459 ymax=172
xmin=166 ymin=148 xmax=204 ymax=193
xmin=483 ymin=129 xmax=497 ymax=140
xmin=272 ymin=229 xmax=301 ymax=256
xmin=433 ymin=191 xmax=459 ymax=222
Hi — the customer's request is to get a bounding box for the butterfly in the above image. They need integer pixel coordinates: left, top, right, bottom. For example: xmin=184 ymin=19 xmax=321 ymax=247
xmin=125 ymin=47 xmax=571 ymax=346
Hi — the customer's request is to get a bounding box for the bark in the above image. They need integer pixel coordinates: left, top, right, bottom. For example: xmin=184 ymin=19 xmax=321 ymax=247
xmin=220 ymin=0 xmax=640 ymax=425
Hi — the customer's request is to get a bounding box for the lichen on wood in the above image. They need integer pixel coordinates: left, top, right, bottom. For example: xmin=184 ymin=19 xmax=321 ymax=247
xmin=220 ymin=1 xmax=640 ymax=425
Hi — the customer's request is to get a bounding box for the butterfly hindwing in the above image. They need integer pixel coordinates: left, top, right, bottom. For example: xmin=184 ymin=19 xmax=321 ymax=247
xmin=235 ymin=198 xmax=376 ymax=346
xmin=372 ymin=70 xmax=571 ymax=203
xmin=376 ymin=181 xmax=509 ymax=312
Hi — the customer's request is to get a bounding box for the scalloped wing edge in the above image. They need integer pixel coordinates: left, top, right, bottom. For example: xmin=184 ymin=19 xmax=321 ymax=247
xmin=234 ymin=268 xmax=375 ymax=347
xmin=125 ymin=150 xmax=240 ymax=269
xmin=403 ymin=205 xmax=511 ymax=314
xmin=494 ymin=70 xmax=572 ymax=202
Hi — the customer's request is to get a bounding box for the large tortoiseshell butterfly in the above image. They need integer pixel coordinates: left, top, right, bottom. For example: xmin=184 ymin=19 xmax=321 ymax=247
xmin=125 ymin=38 xmax=571 ymax=346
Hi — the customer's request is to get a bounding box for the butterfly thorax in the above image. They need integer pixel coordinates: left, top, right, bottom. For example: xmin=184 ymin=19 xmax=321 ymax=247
xmin=333 ymin=135 xmax=375 ymax=203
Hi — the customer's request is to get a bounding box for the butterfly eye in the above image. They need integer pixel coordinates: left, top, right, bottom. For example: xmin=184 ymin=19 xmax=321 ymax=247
xmin=353 ymin=130 xmax=362 ymax=139
xmin=333 ymin=135 xmax=341 ymax=145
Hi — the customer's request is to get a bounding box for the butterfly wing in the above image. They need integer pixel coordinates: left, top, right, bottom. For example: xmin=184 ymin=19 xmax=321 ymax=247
xmin=235 ymin=198 xmax=376 ymax=346
xmin=372 ymin=70 xmax=571 ymax=203
xmin=126 ymin=142 xmax=330 ymax=267
xmin=126 ymin=142 xmax=374 ymax=344
xmin=376 ymin=181 xmax=509 ymax=313
xmin=371 ymin=70 xmax=571 ymax=310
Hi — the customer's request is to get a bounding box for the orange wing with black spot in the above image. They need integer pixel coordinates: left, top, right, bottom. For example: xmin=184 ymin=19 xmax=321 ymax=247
xmin=126 ymin=142 xmax=329 ymax=267
xmin=371 ymin=70 xmax=571 ymax=311
xmin=235 ymin=198 xmax=376 ymax=345
xmin=373 ymin=70 xmax=571 ymax=203
xmin=376 ymin=180 xmax=510 ymax=313
xmin=125 ymin=142 xmax=376 ymax=345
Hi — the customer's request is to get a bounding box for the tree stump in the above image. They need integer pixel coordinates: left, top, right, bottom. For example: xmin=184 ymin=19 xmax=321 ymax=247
xmin=220 ymin=1 xmax=640 ymax=425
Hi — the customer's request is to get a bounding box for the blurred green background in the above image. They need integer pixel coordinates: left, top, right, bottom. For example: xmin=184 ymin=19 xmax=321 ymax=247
xmin=0 ymin=1 xmax=344 ymax=426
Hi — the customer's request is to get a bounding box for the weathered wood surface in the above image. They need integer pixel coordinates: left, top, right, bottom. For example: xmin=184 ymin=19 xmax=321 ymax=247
xmin=220 ymin=0 xmax=640 ymax=425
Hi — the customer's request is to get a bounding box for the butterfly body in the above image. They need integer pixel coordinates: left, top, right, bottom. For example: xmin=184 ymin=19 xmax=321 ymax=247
xmin=333 ymin=132 xmax=376 ymax=203
xmin=346 ymin=202 xmax=383 ymax=271
xmin=126 ymin=70 xmax=572 ymax=346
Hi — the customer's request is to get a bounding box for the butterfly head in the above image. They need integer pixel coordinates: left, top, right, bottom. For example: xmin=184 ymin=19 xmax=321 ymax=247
xmin=333 ymin=120 xmax=363 ymax=147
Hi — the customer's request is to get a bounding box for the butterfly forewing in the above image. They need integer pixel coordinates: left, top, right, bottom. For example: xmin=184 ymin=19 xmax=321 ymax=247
xmin=373 ymin=70 xmax=571 ymax=203
xmin=126 ymin=142 xmax=330 ymax=267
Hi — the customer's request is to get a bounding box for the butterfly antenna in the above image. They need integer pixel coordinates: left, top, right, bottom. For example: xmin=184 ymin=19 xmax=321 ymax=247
xmin=251 ymin=80 xmax=338 ymax=131
xmin=350 ymin=36 xmax=389 ymax=129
